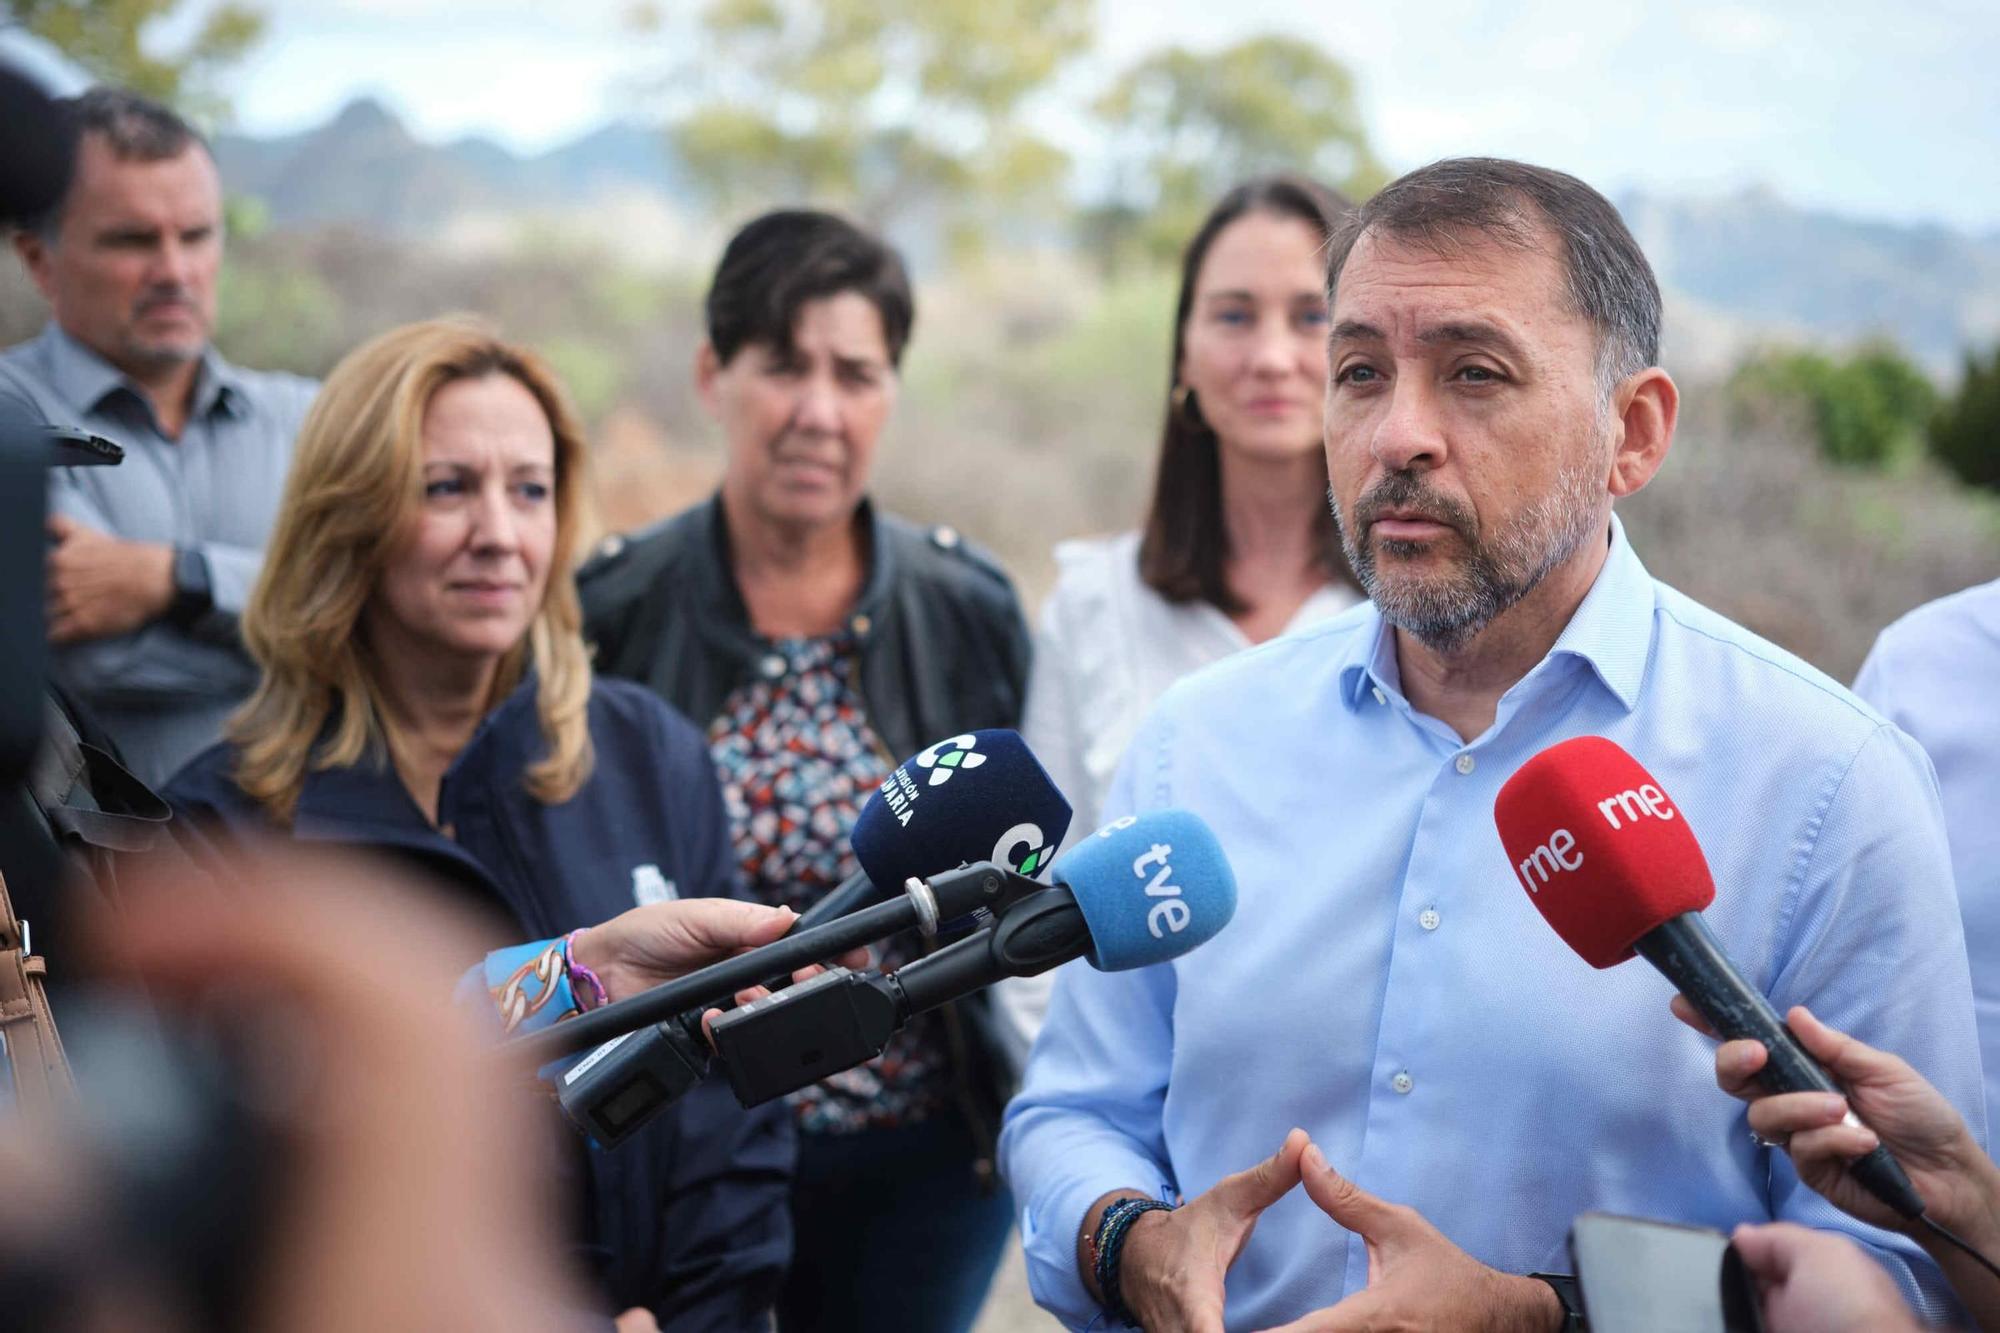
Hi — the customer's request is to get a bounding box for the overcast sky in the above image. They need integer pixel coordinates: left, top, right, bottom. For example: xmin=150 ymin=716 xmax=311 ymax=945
xmin=154 ymin=0 xmax=2000 ymax=232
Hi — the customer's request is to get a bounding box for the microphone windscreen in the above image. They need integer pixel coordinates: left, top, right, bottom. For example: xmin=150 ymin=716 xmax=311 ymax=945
xmin=850 ymin=730 xmax=1073 ymax=888
xmin=1493 ymin=735 xmax=1715 ymax=968
xmin=1051 ymin=810 xmax=1236 ymax=971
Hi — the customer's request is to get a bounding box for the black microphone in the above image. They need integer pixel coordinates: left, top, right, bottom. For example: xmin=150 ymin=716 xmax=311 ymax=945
xmin=511 ymin=860 xmax=1040 ymax=1068
xmin=708 ymin=809 xmax=1238 ymax=1107
xmin=544 ymin=730 xmax=1075 ymax=1145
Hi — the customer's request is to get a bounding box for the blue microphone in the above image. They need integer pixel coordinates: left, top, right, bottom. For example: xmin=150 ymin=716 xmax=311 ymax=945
xmin=1049 ymin=809 xmax=1236 ymax=970
xmin=708 ymin=810 xmax=1237 ymax=1105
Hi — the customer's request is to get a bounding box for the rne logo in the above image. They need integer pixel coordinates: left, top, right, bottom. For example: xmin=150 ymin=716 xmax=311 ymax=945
xmin=1595 ymin=784 xmax=1676 ymax=830
xmin=1515 ymin=829 xmax=1581 ymax=893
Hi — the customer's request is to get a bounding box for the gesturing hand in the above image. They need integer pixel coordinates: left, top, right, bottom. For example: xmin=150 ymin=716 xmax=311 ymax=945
xmin=1109 ymin=1129 xmax=1310 ymax=1333
xmin=1259 ymin=1144 xmax=1562 ymax=1333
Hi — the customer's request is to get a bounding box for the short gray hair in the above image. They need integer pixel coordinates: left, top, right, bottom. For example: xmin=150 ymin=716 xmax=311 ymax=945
xmin=25 ymin=85 xmax=209 ymax=240
xmin=1325 ymin=157 xmax=1661 ymax=393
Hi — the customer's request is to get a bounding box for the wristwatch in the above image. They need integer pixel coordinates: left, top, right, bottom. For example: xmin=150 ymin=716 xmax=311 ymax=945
xmin=1529 ymin=1272 xmax=1586 ymax=1332
xmin=167 ymin=545 xmax=213 ymax=628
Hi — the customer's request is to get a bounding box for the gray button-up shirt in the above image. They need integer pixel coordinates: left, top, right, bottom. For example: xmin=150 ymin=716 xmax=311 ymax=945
xmin=0 ymin=324 xmax=317 ymax=786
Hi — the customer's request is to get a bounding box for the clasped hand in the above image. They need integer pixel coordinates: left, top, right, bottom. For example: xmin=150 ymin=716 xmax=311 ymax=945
xmin=1115 ymin=1130 xmax=1559 ymax=1333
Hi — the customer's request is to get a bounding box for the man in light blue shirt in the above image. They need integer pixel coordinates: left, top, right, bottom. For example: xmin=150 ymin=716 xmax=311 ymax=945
xmin=1 ymin=88 xmax=314 ymax=786
xmin=1001 ymin=158 xmax=1982 ymax=1331
xmin=1854 ymin=578 xmax=2000 ymax=1140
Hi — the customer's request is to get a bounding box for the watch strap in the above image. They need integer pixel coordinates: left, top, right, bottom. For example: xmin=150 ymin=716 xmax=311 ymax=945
xmin=1529 ymin=1272 xmax=1585 ymax=1332
xmin=167 ymin=546 xmax=213 ymax=627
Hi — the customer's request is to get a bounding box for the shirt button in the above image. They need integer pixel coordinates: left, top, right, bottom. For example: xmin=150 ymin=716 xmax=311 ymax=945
xmin=850 ymin=614 xmax=872 ymax=636
xmin=1371 ymin=687 xmax=1387 ymax=706
xmin=1391 ymin=1071 xmax=1414 ymax=1095
xmin=1419 ymin=908 xmax=1440 ymax=931
xmin=760 ymin=654 xmax=786 ymax=679
xmin=1454 ymin=753 xmax=1476 ymax=775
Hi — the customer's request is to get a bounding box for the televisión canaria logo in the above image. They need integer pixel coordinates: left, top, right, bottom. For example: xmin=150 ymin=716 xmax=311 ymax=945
xmin=914 ymin=733 xmax=988 ymax=787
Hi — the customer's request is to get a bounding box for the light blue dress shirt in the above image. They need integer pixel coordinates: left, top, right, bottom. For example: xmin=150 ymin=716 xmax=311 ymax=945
xmin=0 ymin=324 xmax=316 ymax=786
xmin=1001 ymin=518 xmax=1983 ymax=1330
xmin=1854 ymin=577 xmax=2000 ymax=1141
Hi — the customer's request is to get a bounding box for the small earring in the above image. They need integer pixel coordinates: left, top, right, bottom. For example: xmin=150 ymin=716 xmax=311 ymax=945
xmin=1171 ymin=384 xmax=1202 ymax=429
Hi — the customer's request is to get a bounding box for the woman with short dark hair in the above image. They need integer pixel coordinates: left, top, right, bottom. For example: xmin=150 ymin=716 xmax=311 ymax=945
xmin=1021 ymin=176 xmax=1364 ymax=835
xmin=580 ymin=209 xmax=1030 ymax=1333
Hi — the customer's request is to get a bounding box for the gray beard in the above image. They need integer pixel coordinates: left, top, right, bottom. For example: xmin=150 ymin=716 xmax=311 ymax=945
xmin=1332 ymin=454 xmax=1605 ymax=654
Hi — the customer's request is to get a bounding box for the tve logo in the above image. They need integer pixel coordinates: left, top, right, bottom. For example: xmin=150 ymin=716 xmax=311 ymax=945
xmin=914 ymin=734 xmax=987 ymax=787
xmin=1131 ymin=842 xmax=1191 ymax=939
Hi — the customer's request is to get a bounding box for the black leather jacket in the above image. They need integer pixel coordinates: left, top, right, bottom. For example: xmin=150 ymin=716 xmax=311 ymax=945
xmin=576 ymin=494 xmax=1034 ymax=1165
xmin=577 ymin=495 xmax=1031 ymax=763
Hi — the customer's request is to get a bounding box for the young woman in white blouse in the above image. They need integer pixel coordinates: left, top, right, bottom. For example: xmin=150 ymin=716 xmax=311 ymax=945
xmin=1002 ymin=177 xmax=1365 ymax=1054
xmin=1023 ymin=176 xmax=1363 ymax=829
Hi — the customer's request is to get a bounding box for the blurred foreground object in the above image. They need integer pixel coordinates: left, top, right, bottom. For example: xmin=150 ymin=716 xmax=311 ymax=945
xmin=0 ymin=846 xmax=589 ymax=1332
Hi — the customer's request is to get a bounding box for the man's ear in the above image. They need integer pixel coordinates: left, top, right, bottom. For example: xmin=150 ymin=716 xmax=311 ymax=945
xmin=1607 ymin=367 xmax=1677 ymax=499
xmin=13 ymin=230 xmax=57 ymax=305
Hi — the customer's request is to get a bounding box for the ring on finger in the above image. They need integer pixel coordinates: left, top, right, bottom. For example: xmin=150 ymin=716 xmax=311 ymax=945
xmin=1750 ymin=1128 xmax=1790 ymax=1151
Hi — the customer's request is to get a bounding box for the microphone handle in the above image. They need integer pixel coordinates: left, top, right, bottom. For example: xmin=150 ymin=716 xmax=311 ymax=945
xmin=793 ymin=869 xmax=886 ymax=931
xmin=508 ymin=895 xmax=920 ymax=1066
xmin=1636 ymin=913 xmax=1926 ymax=1220
xmin=888 ymin=889 xmax=1091 ymax=1016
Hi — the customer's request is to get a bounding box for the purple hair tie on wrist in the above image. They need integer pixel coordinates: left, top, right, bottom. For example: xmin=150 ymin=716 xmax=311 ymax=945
xmin=563 ymin=929 xmax=610 ymax=1011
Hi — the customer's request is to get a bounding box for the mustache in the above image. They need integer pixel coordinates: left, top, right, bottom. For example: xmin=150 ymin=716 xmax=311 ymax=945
xmin=134 ymin=287 xmax=197 ymax=315
xmin=1355 ymin=472 xmax=1476 ymax=538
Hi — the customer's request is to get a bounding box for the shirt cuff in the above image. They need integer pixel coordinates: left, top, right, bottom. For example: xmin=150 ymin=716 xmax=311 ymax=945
xmin=1016 ymin=1134 xmax=1178 ymax=1329
xmin=481 ymin=938 xmax=579 ymax=1034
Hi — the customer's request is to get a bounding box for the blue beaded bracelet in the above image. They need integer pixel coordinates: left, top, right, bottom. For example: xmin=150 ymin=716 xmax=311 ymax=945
xmin=1092 ymin=1197 xmax=1175 ymax=1326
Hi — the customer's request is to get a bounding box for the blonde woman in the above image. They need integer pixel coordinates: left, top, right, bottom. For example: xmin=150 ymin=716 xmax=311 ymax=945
xmin=165 ymin=319 xmax=791 ymax=1332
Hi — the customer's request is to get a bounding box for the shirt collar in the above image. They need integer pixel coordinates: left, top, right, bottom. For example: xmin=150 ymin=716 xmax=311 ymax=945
xmin=40 ymin=323 xmax=247 ymax=422
xmin=1337 ymin=513 xmax=1656 ymax=715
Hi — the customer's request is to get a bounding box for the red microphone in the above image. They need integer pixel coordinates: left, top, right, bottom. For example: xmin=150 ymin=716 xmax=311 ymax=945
xmin=1494 ymin=735 xmax=1926 ymax=1221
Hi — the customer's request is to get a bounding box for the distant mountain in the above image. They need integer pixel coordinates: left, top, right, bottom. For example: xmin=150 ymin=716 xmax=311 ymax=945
xmin=1622 ymin=187 xmax=2000 ymax=374
xmin=212 ymin=100 xmax=2000 ymax=372
xmin=213 ymin=97 xmax=693 ymax=237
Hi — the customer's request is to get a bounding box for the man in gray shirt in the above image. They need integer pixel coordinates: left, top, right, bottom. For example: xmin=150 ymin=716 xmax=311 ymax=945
xmin=1 ymin=88 xmax=316 ymax=786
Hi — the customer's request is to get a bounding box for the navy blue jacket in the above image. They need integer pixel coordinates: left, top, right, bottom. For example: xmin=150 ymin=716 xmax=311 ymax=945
xmin=166 ymin=677 xmax=792 ymax=1330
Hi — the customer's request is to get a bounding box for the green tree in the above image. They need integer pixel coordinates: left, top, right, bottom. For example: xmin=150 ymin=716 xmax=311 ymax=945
xmin=1727 ymin=341 xmax=1937 ymax=469
xmin=1930 ymin=345 xmax=2000 ymax=491
xmin=1088 ymin=35 xmax=1388 ymax=268
xmin=15 ymin=0 xmax=266 ymax=122
xmin=645 ymin=0 xmax=1090 ymax=246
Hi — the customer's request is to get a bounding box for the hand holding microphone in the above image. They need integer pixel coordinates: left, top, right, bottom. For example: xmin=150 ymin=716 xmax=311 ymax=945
xmin=568 ymin=899 xmax=873 ymax=1007
xmin=1494 ymin=736 xmax=1927 ymax=1220
xmin=1674 ymin=1000 xmax=2000 ymax=1329
xmin=712 ymin=808 xmax=1239 ymax=1107
xmin=1495 ymin=735 xmax=2000 ymax=1295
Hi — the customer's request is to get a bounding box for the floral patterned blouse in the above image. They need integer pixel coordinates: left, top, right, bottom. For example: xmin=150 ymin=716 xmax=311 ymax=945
xmin=707 ymin=632 xmax=950 ymax=1134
